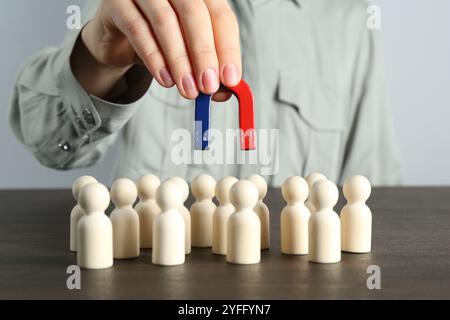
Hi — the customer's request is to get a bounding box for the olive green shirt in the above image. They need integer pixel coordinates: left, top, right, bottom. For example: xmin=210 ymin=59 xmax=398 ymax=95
xmin=9 ymin=0 xmax=402 ymax=186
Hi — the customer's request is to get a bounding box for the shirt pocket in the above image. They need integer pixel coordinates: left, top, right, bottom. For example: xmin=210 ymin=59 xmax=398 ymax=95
xmin=276 ymin=72 xmax=346 ymax=181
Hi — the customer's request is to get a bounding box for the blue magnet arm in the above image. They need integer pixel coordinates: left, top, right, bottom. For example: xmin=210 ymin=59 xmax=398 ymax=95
xmin=195 ymin=93 xmax=212 ymax=150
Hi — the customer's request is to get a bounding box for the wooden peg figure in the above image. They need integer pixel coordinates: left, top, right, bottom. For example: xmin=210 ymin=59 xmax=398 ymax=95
xmin=247 ymin=174 xmax=270 ymax=250
xmin=341 ymin=175 xmax=372 ymax=253
xmin=305 ymin=173 xmax=327 ymax=214
xmin=190 ymin=174 xmax=216 ymax=247
xmin=167 ymin=176 xmax=191 ymax=254
xmin=135 ymin=175 xmax=161 ymax=249
xmin=110 ymin=178 xmax=140 ymax=259
xmin=70 ymin=175 xmax=97 ymax=252
xmin=212 ymin=176 xmax=238 ymax=255
xmin=152 ymin=180 xmax=185 ymax=266
xmin=227 ymin=180 xmax=261 ymax=265
xmin=77 ymin=183 xmax=113 ymax=269
xmin=281 ymin=176 xmax=311 ymax=255
xmin=309 ymin=180 xmax=341 ymax=264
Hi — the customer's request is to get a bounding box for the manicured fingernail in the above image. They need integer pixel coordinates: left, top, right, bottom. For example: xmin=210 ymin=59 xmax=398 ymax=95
xmin=182 ymin=73 xmax=198 ymax=98
xmin=222 ymin=64 xmax=239 ymax=86
xmin=159 ymin=67 xmax=174 ymax=87
xmin=201 ymin=68 xmax=219 ymax=93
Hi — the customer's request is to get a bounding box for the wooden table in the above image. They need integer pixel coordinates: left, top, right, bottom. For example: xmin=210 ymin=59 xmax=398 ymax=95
xmin=0 ymin=188 xmax=449 ymax=300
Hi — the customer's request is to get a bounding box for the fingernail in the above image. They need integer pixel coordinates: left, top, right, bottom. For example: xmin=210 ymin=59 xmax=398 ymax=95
xmin=201 ymin=68 xmax=219 ymax=93
xmin=159 ymin=67 xmax=174 ymax=87
xmin=182 ymin=73 xmax=198 ymax=98
xmin=222 ymin=64 xmax=239 ymax=86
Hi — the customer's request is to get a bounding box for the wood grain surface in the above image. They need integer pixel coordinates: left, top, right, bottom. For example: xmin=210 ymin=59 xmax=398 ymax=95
xmin=0 ymin=188 xmax=449 ymax=299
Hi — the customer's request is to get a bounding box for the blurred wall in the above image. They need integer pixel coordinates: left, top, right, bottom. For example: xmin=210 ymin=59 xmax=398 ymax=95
xmin=1 ymin=0 xmax=449 ymax=188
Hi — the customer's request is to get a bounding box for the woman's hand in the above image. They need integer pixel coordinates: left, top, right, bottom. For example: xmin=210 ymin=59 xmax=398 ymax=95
xmin=78 ymin=0 xmax=241 ymax=100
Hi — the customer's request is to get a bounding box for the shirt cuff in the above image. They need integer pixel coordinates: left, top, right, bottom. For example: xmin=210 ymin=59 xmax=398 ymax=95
xmin=47 ymin=31 xmax=151 ymax=167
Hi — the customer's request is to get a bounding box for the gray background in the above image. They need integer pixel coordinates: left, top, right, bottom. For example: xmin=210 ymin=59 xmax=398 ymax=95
xmin=1 ymin=0 xmax=449 ymax=188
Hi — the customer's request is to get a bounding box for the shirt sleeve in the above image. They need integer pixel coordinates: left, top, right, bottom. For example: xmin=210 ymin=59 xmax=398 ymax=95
xmin=9 ymin=28 xmax=152 ymax=170
xmin=340 ymin=23 xmax=403 ymax=186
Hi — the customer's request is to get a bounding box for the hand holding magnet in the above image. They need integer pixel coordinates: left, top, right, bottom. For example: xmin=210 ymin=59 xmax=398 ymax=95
xmin=195 ymin=79 xmax=256 ymax=151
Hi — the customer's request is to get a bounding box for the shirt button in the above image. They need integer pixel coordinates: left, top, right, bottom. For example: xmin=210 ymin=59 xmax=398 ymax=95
xmin=82 ymin=108 xmax=95 ymax=125
xmin=74 ymin=115 xmax=86 ymax=132
xmin=58 ymin=141 xmax=71 ymax=152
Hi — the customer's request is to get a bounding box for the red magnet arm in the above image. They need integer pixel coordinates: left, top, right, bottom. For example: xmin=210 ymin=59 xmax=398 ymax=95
xmin=228 ymin=80 xmax=256 ymax=151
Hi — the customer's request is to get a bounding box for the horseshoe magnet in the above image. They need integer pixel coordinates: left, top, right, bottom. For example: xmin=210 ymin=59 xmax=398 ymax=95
xmin=194 ymin=79 xmax=256 ymax=151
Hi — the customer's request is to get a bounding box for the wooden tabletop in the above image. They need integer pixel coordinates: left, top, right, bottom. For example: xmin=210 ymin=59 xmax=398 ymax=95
xmin=0 ymin=187 xmax=449 ymax=300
